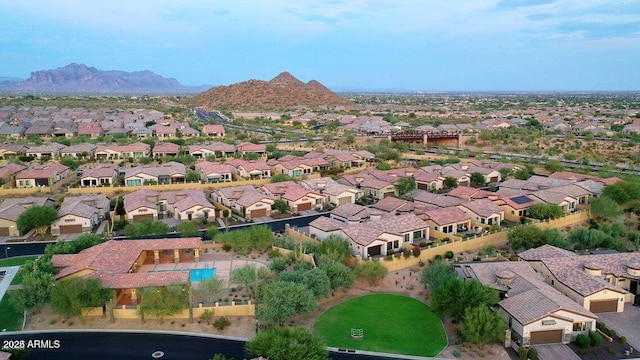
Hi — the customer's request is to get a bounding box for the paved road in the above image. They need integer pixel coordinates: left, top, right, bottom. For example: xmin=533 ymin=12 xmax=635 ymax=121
xmin=0 ymin=331 xmax=404 ymax=360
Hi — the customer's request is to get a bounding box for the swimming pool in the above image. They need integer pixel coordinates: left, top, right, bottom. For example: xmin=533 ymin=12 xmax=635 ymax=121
xmin=149 ymin=268 xmax=216 ymax=282
xmin=190 ymin=268 xmax=216 ymax=282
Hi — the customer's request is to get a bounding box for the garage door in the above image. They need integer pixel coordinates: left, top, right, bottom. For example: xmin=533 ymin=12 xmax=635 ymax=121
xmin=383 ymin=192 xmax=395 ymax=198
xmin=530 ymin=329 xmax=563 ymax=345
xmin=298 ymin=202 xmax=312 ymax=211
xmin=417 ymin=183 xmax=428 ymax=190
xmin=338 ymin=197 xmax=351 ymax=205
xmin=368 ymin=245 xmax=382 ymax=257
xmin=0 ymin=227 xmax=10 ymax=236
xmin=590 ymin=299 xmax=618 ymax=313
xmin=133 ymin=214 xmax=154 ymax=222
xmin=59 ymin=224 xmax=83 ymax=234
xmin=250 ymin=208 xmax=267 ymax=218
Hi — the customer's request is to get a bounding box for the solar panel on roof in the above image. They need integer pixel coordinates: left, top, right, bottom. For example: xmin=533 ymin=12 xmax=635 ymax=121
xmin=511 ymin=195 xmax=533 ymax=205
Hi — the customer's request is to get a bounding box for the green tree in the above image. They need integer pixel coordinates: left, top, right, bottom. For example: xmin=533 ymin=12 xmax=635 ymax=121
xmin=567 ymin=228 xmax=621 ymax=251
xmin=177 ymin=221 xmax=200 ymax=237
xmin=273 ymin=199 xmax=287 ymax=214
xmin=355 ymin=260 xmax=388 ymax=285
xmin=544 ymin=160 xmax=564 ymax=173
xmin=231 ymin=264 xmax=273 ymax=298
xmin=444 ymin=176 xmax=458 ymax=189
xmin=318 ymin=260 xmax=356 ymax=292
xmin=123 ymin=219 xmax=170 ymax=238
xmin=270 ymin=173 xmax=291 ymax=183
xmin=590 ymin=196 xmax=623 ymax=221
xmin=460 ymin=306 xmax=507 ymax=346
xmin=257 ymin=281 xmax=318 ymax=326
xmin=9 ymin=260 xmax=55 ymax=312
xmin=376 ymin=161 xmax=392 ymax=170
xmin=420 ymin=261 xmax=457 ymax=292
xmin=185 ymin=170 xmax=201 ymax=182
xmin=507 ymin=225 xmax=567 ymax=251
xmin=470 ymin=172 xmax=486 ymax=187
xmin=431 ymin=278 xmax=499 ymax=322
xmin=51 ymin=277 xmax=111 ymax=322
xmin=528 ymin=203 xmax=564 ymax=220
xmin=278 ymin=268 xmax=332 ymax=298
xmin=196 ymin=278 xmax=224 ymax=305
xmin=138 ymin=285 xmax=187 ymax=324
xmin=17 ymin=205 xmax=58 ymax=235
xmin=314 ymin=235 xmax=352 ymax=265
xmin=206 ymin=225 xmax=219 ymax=240
xmin=512 ymin=168 xmax=532 ymax=180
xmin=395 ymin=177 xmax=416 ymax=196
xmin=245 ymin=327 xmax=328 ymax=360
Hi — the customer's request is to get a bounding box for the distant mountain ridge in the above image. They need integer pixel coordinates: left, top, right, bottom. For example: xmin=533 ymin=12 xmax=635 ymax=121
xmin=0 ymin=63 xmax=207 ymax=94
xmin=193 ymin=71 xmax=352 ymax=111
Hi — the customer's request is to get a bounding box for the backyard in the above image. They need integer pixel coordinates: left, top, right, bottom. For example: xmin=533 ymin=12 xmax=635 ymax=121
xmin=314 ymin=293 xmax=447 ymax=357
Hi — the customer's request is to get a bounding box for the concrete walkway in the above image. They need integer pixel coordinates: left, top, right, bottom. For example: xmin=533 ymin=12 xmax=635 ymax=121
xmin=0 ymin=265 xmax=20 ymax=302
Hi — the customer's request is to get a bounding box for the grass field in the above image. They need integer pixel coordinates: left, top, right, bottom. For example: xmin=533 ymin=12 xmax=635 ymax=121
xmin=0 ymin=255 xmax=39 ymax=285
xmin=314 ymin=294 xmax=447 ymax=357
xmin=0 ymin=291 xmax=23 ymax=331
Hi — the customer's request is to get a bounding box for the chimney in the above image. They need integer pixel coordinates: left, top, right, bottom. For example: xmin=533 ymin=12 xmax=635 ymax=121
xmin=369 ymin=211 xmax=382 ymax=221
xmin=317 ymin=182 xmax=326 ymax=189
xmin=584 ymin=262 xmax=603 ymax=276
xmin=461 ymin=165 xmax=468 ymax=171
xmin=233 ymin=190 xmax=244 ymax=198
xmin=176 ymin=193 xmax=187 ymax=201
xmin=347 ymin=216 xmax=360 ymax=225
xmin=627 ymin=262 xmax=640 ymax=277
xmin=496 ymin=270 xmax=515 ymax=286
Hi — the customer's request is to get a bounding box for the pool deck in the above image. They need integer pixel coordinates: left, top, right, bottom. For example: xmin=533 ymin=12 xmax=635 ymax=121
xmin=137 ymin=259 xmax=266 ymax=287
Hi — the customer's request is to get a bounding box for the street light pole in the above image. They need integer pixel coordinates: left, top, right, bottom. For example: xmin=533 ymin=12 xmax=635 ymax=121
xmin=4 ymin=246 xmax=9 ymax=259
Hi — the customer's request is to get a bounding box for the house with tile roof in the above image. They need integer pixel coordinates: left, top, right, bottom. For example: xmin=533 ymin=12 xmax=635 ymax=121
xmin=79 ymin=164 xmax=119 ymax=187
xmin=309 ymin=216 xmax=347 ymax=240
xmin=226 ymin=159 xmax=271 ymax=180
xmin=369 ymin=196 xmax=412 ymax=215
xmin=423 ymin=206 xmax=472 ymax=238
xmin=95 ymin=142 xmax=151 ymax=160
xmin=329 ymin=203 xmax=370 ymax=223
xmin=202 ymin=124 xmax=225 ymax=137
xmin=458 ymin=199 xmax=505 ymax=228
xmin=194 ymin=161 xmax=233 ymax=183
xmin=456 ymin=261 xmax=598 ymax=346
xmin=0 ymin=197 xmax=55 ymax=236
xmin=0 ymin=163 xmax=26 ymax=185
xmin=124 ymin=161 xmax=186 ymax=186
xmin=518 ymin=245 xmax=638 ymax=313
xmin=237 ymin=142 xmax=267 ymax=158
xmin=494 ymin=193 xmax=541 ymax=222
xmin=210 ymin=185 xmax=274 ymax=219
xmin=281 ymin=185 xmax=324 ymax=213
xmin=413 ymin=169 xmax=444 ymax=191
xmin=51 ymin=238 xmax=201 ymax=306
xmin=300 ymin=177 xmax=362 ymax=207
xmin=15 ymin=163 xmax=70 ymax=188
xmin=125 ymin=189 xmax=215 ymax=223
xmin=530 ymin=190 xmax=578 ymax=214
xmin=60 ymin=143 xmax=97 ymax=160
xmin=413 ymin=190 xmax=464 ymax=208
xmin=152 ymin=142 xmax=181 ymax=158
xmin=25 ymin=143 xmax=67 ymax=160
xmin=0 ymin=144 xmax=26 ymax=159
xmin=51 ymin=195 xmax=110 ymax=235
xmin=188 ymin=142 xmax=236 ymax=158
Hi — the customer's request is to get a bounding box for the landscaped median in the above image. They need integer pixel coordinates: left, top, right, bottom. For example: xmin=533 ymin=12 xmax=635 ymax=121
xmin=314 ymin=294 xmax=447 ymax=357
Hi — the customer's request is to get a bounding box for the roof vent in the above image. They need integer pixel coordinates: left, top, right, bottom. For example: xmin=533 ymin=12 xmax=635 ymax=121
xmin=584 ymin=262 xmax=603 ymax=276
xmin=496 ymin=270 xmax=515 ymax=286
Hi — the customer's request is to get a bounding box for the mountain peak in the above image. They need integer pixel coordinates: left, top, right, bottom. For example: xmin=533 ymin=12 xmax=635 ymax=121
xmin=269 ymin=71 xmax=304 ymax=87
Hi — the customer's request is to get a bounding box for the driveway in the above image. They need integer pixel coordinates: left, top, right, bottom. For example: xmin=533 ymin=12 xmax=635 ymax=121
xmin=599 ymin=305 xmax=640 ymax=351
xmin=536 ymin=344 xmax=580 ymax=360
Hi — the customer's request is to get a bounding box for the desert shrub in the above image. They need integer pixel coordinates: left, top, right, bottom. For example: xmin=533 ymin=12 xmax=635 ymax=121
xmin=222 ymin=244 xmax=232 ymax=252
xmin=517 ymin=346 xmax=528 ymax=359
xmin=590 ymin=331 xmax=603 ymax=347
xmin=445 ymin=250 xmax=454 ymax=259
xmin=412 ymin=246 xmax=421 ymax=257
xmin=608 ymin=347 xmax=617 ymax=354
xmin=609 ymin=329 xmax=616 ymax=338
xmin=403 ymin=250 xmax=411 ymax=258
xmin=620 ymin=336 xmax=627 ymax=344
xmin=528 ymin=347 xmax=538 ymax=360
xmin=453 ymin=349 xmax=462 ymax=358
xmin=575 ymin=333 xmax=591 ymax=349
xmin=200 ymin=309 xmax=214 ymax=324
xmin=213 ymin=317 xmax=231 ymax=330
xmin=597 ymin=321 xmax=606 ymax=330
xmin=434 ymin=254 xmax=443 ymax=261
xmin=267 ymin=248 xmax=281 ymax=258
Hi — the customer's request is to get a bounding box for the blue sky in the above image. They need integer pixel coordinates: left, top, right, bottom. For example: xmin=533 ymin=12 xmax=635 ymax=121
xmin=1 ymin=0 xmax=639 ymax=91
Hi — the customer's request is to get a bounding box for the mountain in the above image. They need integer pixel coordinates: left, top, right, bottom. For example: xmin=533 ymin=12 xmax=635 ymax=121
xmin=0 ymin=63 xmax=205 ymax=94
xmin=192 ymin=71 xmax=352 ymax=111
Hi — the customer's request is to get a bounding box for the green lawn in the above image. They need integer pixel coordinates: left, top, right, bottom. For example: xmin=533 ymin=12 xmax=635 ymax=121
xmin=0 ymin=255 xmax=40 ymax=285
xmin=0 ymin=291 xmax=23 ymax=331
xmin=314 ymin=294 xmax=447 ymax=357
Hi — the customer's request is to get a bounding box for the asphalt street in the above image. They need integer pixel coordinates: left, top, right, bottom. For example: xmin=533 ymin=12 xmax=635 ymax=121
xmin=0 ymin=331 xmax=400 ymax=360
